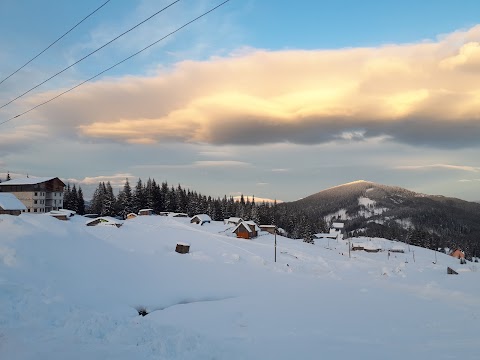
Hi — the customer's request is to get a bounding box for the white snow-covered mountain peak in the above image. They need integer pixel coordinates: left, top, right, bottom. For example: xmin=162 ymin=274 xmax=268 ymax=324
xmin=1 ymin=213 xmax=479 ymax=359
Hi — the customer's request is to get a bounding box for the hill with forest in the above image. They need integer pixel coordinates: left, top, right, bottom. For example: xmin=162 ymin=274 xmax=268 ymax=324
xmin=276 ymin=180 xmax=480 ymax=258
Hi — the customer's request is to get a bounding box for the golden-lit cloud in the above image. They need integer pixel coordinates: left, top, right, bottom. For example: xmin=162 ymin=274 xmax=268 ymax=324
xmin=29 ymin=25 xmax=480 ymax=147
xmin=395 ymin=164 xmax=480 ymax=172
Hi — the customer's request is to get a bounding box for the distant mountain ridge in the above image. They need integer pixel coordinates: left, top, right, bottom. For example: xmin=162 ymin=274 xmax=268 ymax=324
xmin=281 ymin=180 xmax=480 ymax=257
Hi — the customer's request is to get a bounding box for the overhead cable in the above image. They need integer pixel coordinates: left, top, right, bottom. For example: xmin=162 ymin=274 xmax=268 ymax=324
xmin=0 ymin=0 xmax=112 ymax=86
xmin=0 ymin=0 xmax=231 ymax=127
xmin=0 ymin=0 xmax=181 ymax=110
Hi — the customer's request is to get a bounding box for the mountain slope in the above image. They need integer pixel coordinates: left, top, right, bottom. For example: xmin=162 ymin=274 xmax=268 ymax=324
xmin=282 ymin=180 xmax=480 ymax=256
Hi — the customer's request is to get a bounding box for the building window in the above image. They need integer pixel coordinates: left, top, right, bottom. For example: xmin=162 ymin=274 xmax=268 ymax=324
xmin=28 ymin=209 xmax=30 ymax=212
xmin=34 ymin=209 xmax=37 ymax=213
xmin=34 ymin=200 xmax=38 ymax=204
xmin=34 ymin=192 xmax=38 ymax=196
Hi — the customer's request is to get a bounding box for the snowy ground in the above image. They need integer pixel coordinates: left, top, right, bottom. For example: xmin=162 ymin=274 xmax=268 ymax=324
xmin=1 ymin=214 xmax=479 ymax=359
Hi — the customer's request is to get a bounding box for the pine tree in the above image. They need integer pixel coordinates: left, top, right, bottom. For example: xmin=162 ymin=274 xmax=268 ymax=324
xmin=70 ymin=184 xmax=79 ymax=212
xmin=133 ymin=179 xmax=146 ymax=213
xmin=77 ymin=186 xmax=85 ymax=215
xmin=103 ymin=181 xmax=115 ymax=216
xmin=6 ymin=172 xmax=11 ymax=181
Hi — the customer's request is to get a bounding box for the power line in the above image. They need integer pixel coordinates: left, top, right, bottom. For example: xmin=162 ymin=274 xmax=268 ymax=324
xmin=0 ymin=0 xmax=181 ymax=111
xmin=0 ymin=0 xmax=231 ymax=127
xmin=0 ymin=0 xmax=112 ymax=87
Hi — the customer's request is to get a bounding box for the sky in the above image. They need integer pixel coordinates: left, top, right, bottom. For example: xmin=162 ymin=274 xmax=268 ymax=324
xmin=1 ymin=0 xmax=480 ymax=202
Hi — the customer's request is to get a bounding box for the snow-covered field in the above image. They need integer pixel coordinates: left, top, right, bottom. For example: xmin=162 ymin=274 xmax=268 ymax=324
xmin=1 ymin=214 xmax=479 ymax=359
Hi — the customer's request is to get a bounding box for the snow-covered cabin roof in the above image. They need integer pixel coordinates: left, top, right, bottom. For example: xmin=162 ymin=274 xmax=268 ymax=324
xmin=332 ymin=222 xmax=344 ymax=229
xmin=244 ymin=220 xmax=260 ymax=232
xmin=0 ymin=193 xmax=26 ymax=210
xmin=0 ymin=176 xmax=58 ymax=186
xmin=58 ymin=209 xmax=76 ymax=217
xmin=85 ymin=217 xmax=123 ymax=226
xmin=191 ymin=214 xmax=211 ymax=222
xmin=232 ymin=222 xmax=253 ymax=233
xmin=225 ymin=217 xmax=243 ymax=224
xmin=315 ymin=233 xmax=337 ymax=239
xmin=138 ymin=208 xmax=153 ymax=212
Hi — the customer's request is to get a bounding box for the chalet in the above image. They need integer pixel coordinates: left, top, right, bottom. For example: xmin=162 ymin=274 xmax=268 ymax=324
xmin=0 ymin=176 xmax=65 ymax=213
xmin=450 ymin=249 xmax=465 ymax=259
xmin=244 ymin=221 xmax=260 ymax=237
xmin=47 ymin=210 xmax=69 ymax=221
xmin=171 ymin=213 xmax=188 ymax=218
xmin=363 ymin=243 xmax=382 ymax=253
xmin=159 ymin=212 xmax=170 ymax=216
xmin=0 ymin=193 xmax=27 ymax=215
xmin=85 ymin=217 xmax=123 ymax=228
xmin=190 ymin=214 xmax=211 ymax=225
xmin=126 ymin=213 xmax=137 ymax=220
xmin=351 ymin=243 xmax=365 ymax=251
xmin=225 ymin=217 xmax=243 ymax=225
xmin=138 ymin=209 xmax=154 ymax=216
xmin=389 ymin=246 xmax=405 ymax=253
xmin=232 ymin=221 xmax=257 ymax=239
xmin=260 ymin=224 xmax=276 ymax=234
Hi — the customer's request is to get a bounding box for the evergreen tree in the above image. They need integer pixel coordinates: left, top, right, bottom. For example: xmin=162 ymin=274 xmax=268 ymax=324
xmin=133 ymin=178 xmax=146 ymax=213
xmin=6 ymin=172 xmax=11 ymax=181
xmin=77 ymin=186 xmax=85 ymax=215
xmin=103 ymin=181 xmax=115 ymax=216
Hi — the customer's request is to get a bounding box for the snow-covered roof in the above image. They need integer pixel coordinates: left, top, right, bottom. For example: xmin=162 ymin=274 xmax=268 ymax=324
xmin=232 ymin=222 xmax=253 ymax=233
xmin=191 ymin=214 xmax=211 ymax=221
xmin=138 ymin=208 xmax=154 ymax=212
xmin=260 ymin=224 xmax=276 ymax=228
xmin=244 ymin=220 xmax=260 ymax=231
xmin=332 ymin=222 xmax=344 ymax=229
xmin=315 ymin=233 xmax=337 ymax=239
xmin=85 ymin=217 xmax=123 ymax=226
xmin=226 ymin=217 xmax=243 ymax=223
xmin=0 ymin=193 xmax=26 ymax=210
xmin=0 ymin=176 xmax=58 ymax=186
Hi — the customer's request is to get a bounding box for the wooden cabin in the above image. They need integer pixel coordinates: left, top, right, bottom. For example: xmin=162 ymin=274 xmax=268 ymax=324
xmin=224 ymin=217 xmax=244 ymax=225
xmin=85 ymin=217 xmax=123 ymax=228
xmin=126 ymin=213 xmax=137 ymax=220
xmin=232 ymin=222 xmax=255 ymax=239
xmin=138 ymin=209 xmax=154 ymax=216
xmin=190 ymin=214 xmax=211 ymax=225
xmin=48 ymin=211 xmax=69 ymax=221
xmin=260 ymin=225 xmax=276 ymax=234
xmin=450 ymin=249 xmax=465 ymax=259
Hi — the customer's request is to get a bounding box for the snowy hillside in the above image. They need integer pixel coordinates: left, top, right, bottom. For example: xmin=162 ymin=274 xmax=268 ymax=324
xmin=1 ymin=214 xmax=479 ymax=359
xmin=282 ymin=180 xmax=480 ymax=257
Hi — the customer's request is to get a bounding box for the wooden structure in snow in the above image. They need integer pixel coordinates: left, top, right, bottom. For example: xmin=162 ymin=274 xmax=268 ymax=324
xmin=138 ymin=209 xmax=154 ymax=216
xmin=175 ymin=242 xmax=190 ymax=254
xmin=232 ymin=221 xmax=260 ymax=239
xmin=190 ymin=214 xmax=211 ymax=225
xmin=260 ymin=224 xmax=276 ymax=234
xmin=449 ymin=249 xmax=465 ymax=259
xmin=224 ymin=217 xmax=244 ymax=225
xmin=126 ymin=213 xmax=137 ymax=220
xmin=85 ymin=217 xmax=123 ymax=228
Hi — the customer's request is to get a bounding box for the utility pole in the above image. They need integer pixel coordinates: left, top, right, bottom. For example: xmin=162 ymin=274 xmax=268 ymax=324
xmin=274 ymin=199 xmax=277 ymax=263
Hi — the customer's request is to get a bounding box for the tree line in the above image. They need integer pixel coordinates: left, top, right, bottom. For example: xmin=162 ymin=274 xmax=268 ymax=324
xmin=85 ymin=178 xmax=326 ymax=243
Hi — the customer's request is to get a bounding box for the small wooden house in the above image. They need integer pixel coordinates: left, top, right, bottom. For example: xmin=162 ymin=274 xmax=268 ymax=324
xmin=232 ymin=222 xmax=255 ymax=239
xmin=224 ymin=217 xmax=244 ymax=225
xmin=232 ymin=221 xmax=260 ymax=239
xmin=450 ymin=249 xmax=465 ymax=259
xmin=85 ymin=217 xmax=123 ymax=228
xmin=126 ymin=213 xmax=137 ymax=220
xmin=138 ymin=209 xmax=154 ymax=216
xmin=48 ymin=211 xmax=69 ymax=221
xmin=0 ymin=193 xmax=26 ymax=215
xmin=172 ymin=213 xmax=188 ymax=218
xmin=260 ymin=224 xmax=276 ymax=234
xmin=351 ymin=243 xmax=365 ymax=251
xmin=190 ymin=214 xmax=211 ymax=225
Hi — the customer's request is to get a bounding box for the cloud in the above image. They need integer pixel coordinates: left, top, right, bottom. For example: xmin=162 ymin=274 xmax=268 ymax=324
xmin=23 ymin=25 xmax=480 ymax=148
xmin=395 ymin=164 xmax=480 ymax=172
xmin=271 ymin=168 xmax=290 ymax=172
xmin=459 ymin=178 xmax=480 ymax=182
xmin=193 ymin=160 xmax=250 ymax=167
xmin=67 ymin=173 xmax=135 ymax=187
